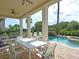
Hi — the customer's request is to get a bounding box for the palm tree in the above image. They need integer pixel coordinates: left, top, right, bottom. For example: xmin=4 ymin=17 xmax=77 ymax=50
xmin=56 ymin=1 xmax=60 ymax=35
xmin=57 ymin=1 xmax=60 ymax=24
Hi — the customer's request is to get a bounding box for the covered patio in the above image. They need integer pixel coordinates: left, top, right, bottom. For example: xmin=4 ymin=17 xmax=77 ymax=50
xmin=0 ymin=0 xmax=60 ymax=59
xmin=0 ymin=0 xmax=60 ymax=40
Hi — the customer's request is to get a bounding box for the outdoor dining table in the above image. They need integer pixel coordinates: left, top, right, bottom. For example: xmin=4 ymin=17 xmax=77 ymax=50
xmin=16 ymin=38 xmax=47 ymax=59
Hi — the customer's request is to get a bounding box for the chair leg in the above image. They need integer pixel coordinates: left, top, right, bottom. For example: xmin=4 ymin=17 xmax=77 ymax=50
xmin=49 ymin=56 xmax=54 ymax=59
xmin=10 ymin=53 xmax=16 ymax=59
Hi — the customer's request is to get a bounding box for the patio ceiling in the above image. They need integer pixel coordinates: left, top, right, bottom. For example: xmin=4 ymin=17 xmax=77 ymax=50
xmin=0 ymin=0 xmax=60 ymax=19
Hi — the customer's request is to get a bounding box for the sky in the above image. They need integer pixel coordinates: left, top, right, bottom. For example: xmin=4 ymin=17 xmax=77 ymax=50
xmin=5 ymin=0 xmax=79 ymax=28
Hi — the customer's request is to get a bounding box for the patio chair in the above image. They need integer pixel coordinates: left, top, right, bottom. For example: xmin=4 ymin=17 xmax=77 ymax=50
xmin=0 ymin=36 xmax=5 ymax=47
xmin=17 ymin=36 xmax=23 ymax=40
xmin=0 ymin=46 xmax=10 ymax=59
xmin=39 ymin=32 xmax=42 ymax=36
xmin=33 ymin=32 xmax=37 ymax=37
xmin=6 ymin=36 xmax=28 ymax=59
xmin=33 ymin=43 xmax=57 ymax=59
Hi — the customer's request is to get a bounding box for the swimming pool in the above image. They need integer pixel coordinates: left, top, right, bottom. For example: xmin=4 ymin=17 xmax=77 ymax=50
xmin=48 ymin=36 xmax=79 ymax=48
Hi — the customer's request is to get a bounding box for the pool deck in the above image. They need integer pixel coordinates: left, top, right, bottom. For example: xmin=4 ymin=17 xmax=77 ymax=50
xmin=48 ymin=41 xmax=79 ymax=59
xmin=53 ymin=42 xmax=79 ymax=59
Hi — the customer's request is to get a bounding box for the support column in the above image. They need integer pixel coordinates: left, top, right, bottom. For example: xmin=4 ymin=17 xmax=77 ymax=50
xmin=27 ymin=16 xmax=31 ymax=38
xmin=42 ymin=6 xmax=48 ymax=41
xmin=20 ymin=19 xmax=23 ymax=36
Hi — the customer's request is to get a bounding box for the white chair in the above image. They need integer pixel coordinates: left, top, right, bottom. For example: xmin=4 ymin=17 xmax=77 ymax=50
xmin=33 ymin=32 xmax=37 ymax=37
xmin=17 ymin=36 xmax=23 ymax=40
xmin=39 ymin=32 xmax=42 ymax=36
xmin=0 ymin=46 xmax=9 ymax=59
xmin=6 ymin=36 xmax=27 ymax=59
xmin=34 ymin=43 xmax=57 ymax=59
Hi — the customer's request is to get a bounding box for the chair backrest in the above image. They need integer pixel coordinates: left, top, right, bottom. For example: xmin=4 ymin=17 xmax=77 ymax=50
xmin=39 ymin=32 xmax=42 ymax=36
xmin=0 ymin=35 xmax=1 ymax=40
xmin=0 ymin=46 xmax=9 ymax=59
xmin=0 ymin=46 xmax=9 ymax=52
xmin=6 ymin=36 xmax=15 ymax=52
xmin=17 ymin=36 xmax=23 ymax=40
xmin=33 ymin=32 xmax=37 ymax=37
xmin=44 ymin=43 xmax=57 ymax=56
xmin=6 ymin=36 xmax=17 ymax=59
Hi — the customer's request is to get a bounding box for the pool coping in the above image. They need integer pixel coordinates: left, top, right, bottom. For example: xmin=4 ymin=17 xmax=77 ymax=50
xmin=49 ymin=41 xmax=79 ymax=49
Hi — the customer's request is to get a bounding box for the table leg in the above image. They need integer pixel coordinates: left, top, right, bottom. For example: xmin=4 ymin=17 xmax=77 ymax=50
xmin=29 ymin=49 xmax=31 ymax=59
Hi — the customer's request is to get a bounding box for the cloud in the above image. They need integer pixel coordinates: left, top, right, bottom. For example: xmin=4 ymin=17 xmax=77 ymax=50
xmin=47 ymin=0 xmax=79 ymax=25
xmin=31 ymin=11 xmax=42 ymax=26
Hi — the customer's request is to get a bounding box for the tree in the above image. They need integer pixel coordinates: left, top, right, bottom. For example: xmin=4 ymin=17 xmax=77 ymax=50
xmin=67 ymin=20 xmax=79 ymax=30
xmin=32 ymin=20 xmax=79 ymax=36
xmin=13 ymin=24 xmax=20 ymax=31
xmin=57 ymin=22 xmax=69 ymax=29
xmin=31 ymin=27 xmax=35 ymax=36
xmin=8 ymin=24 xmax=20 ymax=35
xmin=57 ymin=1 xmax=60 ymax=24
xmin=8 ymin=25 xmax=13 ymax=31
xmin=56 ymin=1 xmax=60 ymax=35
xmin=34 ymin=21 xmax=42 ymax=32
xmin=49 ymin=20 xmax=79 ymax=36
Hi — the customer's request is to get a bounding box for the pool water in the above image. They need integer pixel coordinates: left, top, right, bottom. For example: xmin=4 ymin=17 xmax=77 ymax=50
xmin=48 ymin=36 xmax=79 ymax=48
